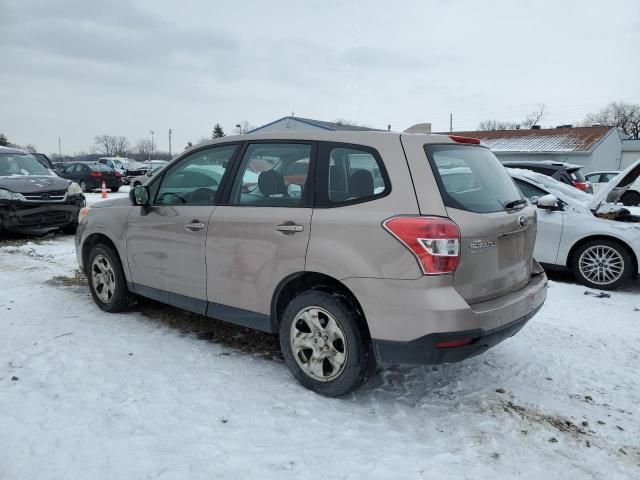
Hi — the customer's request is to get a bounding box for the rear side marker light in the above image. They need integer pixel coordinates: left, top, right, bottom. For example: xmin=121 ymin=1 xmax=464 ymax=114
xmin=449 ymin=135 xmax=481 ymax=145
xmin=435 ymin=339 xmax=473 ymax=348
xmin=383 ymin=216 xmax=461 ymax=275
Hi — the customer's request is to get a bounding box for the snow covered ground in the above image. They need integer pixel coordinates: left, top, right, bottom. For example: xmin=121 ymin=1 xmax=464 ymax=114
xmin=1 ymin=192 xmax=639 ymax=479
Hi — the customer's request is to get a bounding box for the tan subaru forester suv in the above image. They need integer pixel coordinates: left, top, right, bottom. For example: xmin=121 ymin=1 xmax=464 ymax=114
xmin=76 ymin=131 xmax=547 ymax=396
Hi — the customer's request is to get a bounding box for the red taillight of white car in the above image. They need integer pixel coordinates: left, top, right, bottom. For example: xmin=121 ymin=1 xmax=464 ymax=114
xmin=383 ymin=216 xmax=460 ymax=275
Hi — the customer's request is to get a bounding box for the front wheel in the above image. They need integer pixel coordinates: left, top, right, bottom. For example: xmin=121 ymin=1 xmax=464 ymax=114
xmin=87 ymin=244 xmax=131 ymax=312
xmin=571 ymin=239 xmax=633 ymax=290
xmin=60 ymin=222 xmax=78 ymax=235
xmin=279 ymin=290 xmax=375 ymax=397
xmin=111 ymin=186 xmax=120 ymax=193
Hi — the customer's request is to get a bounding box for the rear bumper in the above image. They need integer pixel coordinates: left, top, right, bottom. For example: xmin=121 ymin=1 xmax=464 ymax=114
xmin=372 ymin=304 xmax=540 ymax=365
xmin=343 ymin=266 xmax=547 ymax=365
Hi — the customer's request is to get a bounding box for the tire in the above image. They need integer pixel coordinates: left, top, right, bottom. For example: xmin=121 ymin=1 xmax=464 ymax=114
xmin=620 ymin=191 xmax=640 ymax=207
xmin=111 ymin=186 xmax=120 ymax=193
xmin=86 ymin=244 xmax=131 ymax=312
xmin=132 ymin=182 xmax=141 ymax=188
xmin=279 ymin=290 xmax=375 ymax=397
xmin=60 ymin=222 xmax=78 ymax=235
xmin=79 ymin=180 xmax=88 ymax=193
xmin=571 ymin=239 xmax=633 ymax=290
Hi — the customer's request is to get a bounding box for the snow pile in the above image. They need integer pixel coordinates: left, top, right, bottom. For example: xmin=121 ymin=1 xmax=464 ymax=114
xmin=1 ymin=236 xmax=639 ymax=479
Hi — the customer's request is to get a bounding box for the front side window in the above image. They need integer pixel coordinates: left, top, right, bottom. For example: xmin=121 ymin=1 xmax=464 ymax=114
xmin=425 ymin=145 xmax=524 ymax=213
xmin=155 ymin=145 xmax=237 ymax=205
xmin=514 ymin=178 xmax=547 ymax=201
xmin=230 ymin=143 xmax=312 ymax=207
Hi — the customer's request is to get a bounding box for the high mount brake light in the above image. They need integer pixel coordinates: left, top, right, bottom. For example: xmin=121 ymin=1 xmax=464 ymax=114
xmin=383 ymin=216 xmax=460 ymax=275
xmin=449 ymin=135 xmax=481 ymax=145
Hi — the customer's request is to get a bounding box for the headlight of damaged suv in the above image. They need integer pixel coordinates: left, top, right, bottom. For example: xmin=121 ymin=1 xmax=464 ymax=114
xmin=67 ymin=182 xmax=83 ymax=195
xmin=0 ymin=189 xmax=27 ymax=201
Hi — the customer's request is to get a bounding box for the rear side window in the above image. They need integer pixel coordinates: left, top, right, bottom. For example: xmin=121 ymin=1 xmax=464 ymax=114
xmin=316 ymin=144 xmax=389 ymax=206
xmin=425 ymin=145 xmax=524 ymax=213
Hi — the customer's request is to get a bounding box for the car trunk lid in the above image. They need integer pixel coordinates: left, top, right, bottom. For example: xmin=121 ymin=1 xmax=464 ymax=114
xmin=421 ymin=142 xmax=537 ymax=304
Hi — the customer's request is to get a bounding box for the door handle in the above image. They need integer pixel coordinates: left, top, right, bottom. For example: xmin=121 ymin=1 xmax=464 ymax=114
xmin=184 ymin=221 xmax=206 ymax=232
xmin=275 ymin=222 xmax=304 ymax=234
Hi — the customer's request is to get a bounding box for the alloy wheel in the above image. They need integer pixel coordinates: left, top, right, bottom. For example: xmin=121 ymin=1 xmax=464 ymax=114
xmin=91 ymin=254 xmax=116 ymax=303
xmin=289 ymin=306 xmax=348 ymax=382
xmin=578 ymin=245 xmax=624 ymax=286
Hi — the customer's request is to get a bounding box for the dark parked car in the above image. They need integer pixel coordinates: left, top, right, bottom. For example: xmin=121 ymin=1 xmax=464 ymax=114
xmin=501 ymin=160 xmax=592 ymax=193
xmin=0 ymin=146 xmax=85 ymax=234
xmin=58 ymin=162 xmax=123 ymax=192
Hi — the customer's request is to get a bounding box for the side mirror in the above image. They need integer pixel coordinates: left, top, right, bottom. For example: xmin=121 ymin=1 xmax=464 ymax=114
xmin=537 ymin=194 xmax=560 ymax=211
xmin=130 ymin=185 xmax=150 ymax=206
xmin=287 ymin=183 xmax=302 ymax=198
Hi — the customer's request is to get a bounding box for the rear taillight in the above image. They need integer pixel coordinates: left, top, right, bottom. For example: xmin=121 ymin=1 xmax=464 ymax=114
xmin=114 ymin=172 xmax=122 ymax=177
xmin=90 ymin=172 xmax=102 ymax=178
xmin=383 ymin=216 xmax=460 ymax=275
xmin=449 ymin=135 xmax=481 ymax=145
xmin=573 ymin=181 xmax=589 ymax=192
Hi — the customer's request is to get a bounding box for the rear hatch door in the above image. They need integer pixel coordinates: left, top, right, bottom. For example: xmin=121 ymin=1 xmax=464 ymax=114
xmin=403 ymin=137 xmax=537 ymax=304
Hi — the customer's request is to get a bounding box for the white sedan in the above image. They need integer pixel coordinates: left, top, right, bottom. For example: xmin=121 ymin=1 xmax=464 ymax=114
xmin=509 ymin=159 xmax=640 ymax=289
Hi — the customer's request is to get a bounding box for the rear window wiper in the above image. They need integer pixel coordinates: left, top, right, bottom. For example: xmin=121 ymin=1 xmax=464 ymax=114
xmin=505 ymin=199 xmax=527 ymax=209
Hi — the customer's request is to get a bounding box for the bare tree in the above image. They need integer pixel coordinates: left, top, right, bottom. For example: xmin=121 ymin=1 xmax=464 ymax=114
xmin=93 ymin=135 xmax=130 ymax=156
xmin=23 ymin=144 xmax=37 ymax=153
xmin=477 ymin=119 xmax=519 ymax=131
xmin=522 ymin=104 xmax=546 ymax=128
xmin=135 ymin=139 xmax=153 ymax=160
xmin=234 ymin=120 xmax=254 ymax=134
xmin=583 ymin=101 xmax=640 ymax=139
xmin=184 ymin=141 xmax=193 ymax=150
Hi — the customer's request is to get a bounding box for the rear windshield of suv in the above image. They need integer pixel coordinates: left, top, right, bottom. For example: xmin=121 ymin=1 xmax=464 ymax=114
xmin=424 ymin=144 xmax=524 ymax=213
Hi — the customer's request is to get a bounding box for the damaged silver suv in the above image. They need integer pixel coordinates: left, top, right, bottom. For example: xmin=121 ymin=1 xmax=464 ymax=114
xmin=76 ymin=131 xmax=547 ymax=396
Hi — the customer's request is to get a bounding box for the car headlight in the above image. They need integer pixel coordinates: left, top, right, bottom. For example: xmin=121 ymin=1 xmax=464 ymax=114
xmin=0 ymin=188 xmax=26 ymax=201
xmin=67 ymin=182 xmax=83 ymax=195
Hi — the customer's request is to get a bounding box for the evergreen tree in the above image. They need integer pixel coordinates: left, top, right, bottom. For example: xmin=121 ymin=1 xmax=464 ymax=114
xmin=0 ymin=133 xmax=9 ymax=146
xmin=211 ymin=124 xmax=225 ymax=138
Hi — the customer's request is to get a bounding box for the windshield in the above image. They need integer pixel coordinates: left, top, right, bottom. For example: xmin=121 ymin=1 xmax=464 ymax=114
xmin=425 ymin=144 xmax=524 ymax=213
xmin=0 ymin=152 xmax=53 ymax=177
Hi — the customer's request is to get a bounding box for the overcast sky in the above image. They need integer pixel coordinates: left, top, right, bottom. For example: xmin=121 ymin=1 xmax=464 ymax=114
xmin=1 ymin=0 xmax=639 ymax=155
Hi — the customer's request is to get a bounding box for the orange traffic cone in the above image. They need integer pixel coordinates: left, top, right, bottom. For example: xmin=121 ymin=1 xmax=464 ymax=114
xmin=101 ymin=181 xmax=107 ymax=199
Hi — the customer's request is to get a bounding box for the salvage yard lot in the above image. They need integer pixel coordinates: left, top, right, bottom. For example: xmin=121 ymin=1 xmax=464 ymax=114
xmin=1 ymin=195 xmax=639 ymax=479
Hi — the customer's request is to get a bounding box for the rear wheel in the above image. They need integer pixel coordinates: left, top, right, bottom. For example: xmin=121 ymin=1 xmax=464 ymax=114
xmin=571 ymin=239 xmax=633 ymax=290
xmin=87 ymin=244 xmax=131 ymax=312
xmin=620 ymin=191 xmax=640 ymax=207
xmin=79 ymin=180 xmax=88 ymax=193
xmin=111 ymin=186 xmax=120 ymax=193
xmin=279 ymin=290 xmax=374 ymax=397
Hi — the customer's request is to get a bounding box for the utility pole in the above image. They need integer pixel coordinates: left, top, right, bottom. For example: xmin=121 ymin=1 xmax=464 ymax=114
xmin=168 ymin=129 xmax=172 ymax=157
xmin=449 ymin=113 xmax=453 ymax=133
xmin=149 ymin=130 xmax=154 ymax=161
xmin=58 ymin=137 xmax=62 ymax=160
